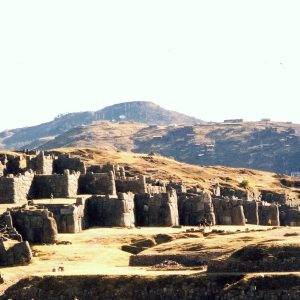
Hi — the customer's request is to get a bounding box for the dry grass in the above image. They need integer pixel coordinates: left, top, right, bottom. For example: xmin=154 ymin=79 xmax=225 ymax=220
xmin=1 ymin=225 xmax=300 ymax=294
xmin=51 ymin=148 xmax=300 ymax=197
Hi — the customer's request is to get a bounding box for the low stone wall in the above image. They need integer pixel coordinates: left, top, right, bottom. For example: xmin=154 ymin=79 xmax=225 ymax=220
xmin=146 ymin=185 xmax=167 ymax=194
xmin=85 ymin=193 xmax=135 ymax=227
xmin=78 ymin=171 xmax=116 ymax=195
xmin=178 ymin=191 xmax=215 ymax=226
xmin=36 ymin=204 xmax=85 ymax=233
xmin=220 ymin=187 xmax=250 ymax=200
xmin=53 ymin=155 xmax=86 ymax=175
xmin=29 ymin=171 xmax=80 ymax=199
xmin=134 ymin=190 xmax=179 ymax=227
xmin=129 ymin=253 xmax=205 ymax=266
xmin=10 ymin=207 xmax=58 ymax=244
xmin=260 ymin=189 xmax=288 ymax=204
xmin=116 ymin=175 xmax=147 ymax=194
xmin=0 ymin=171 xmax=34 ymax=203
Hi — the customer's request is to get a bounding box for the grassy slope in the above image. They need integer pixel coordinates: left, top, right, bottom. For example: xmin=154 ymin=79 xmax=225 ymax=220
xmin=51 ymin=148 xmax=300 ymax=199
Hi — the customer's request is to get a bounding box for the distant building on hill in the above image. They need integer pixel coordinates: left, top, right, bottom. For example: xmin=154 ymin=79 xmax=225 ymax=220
xmin=223 ymin=119 xmax=244 ymax=123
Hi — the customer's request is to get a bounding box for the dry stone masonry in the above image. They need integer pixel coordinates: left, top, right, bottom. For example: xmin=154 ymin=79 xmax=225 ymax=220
xmin=0 ymin=150 xmax=299 ymax=267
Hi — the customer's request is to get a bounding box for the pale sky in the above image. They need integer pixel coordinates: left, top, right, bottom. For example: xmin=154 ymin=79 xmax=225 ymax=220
xmin=0 ymin=1 xmax=300 ymax=131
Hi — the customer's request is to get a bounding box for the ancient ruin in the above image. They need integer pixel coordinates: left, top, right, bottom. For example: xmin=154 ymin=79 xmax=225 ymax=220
xmin=0 ymin=150 xmax=299 ymax=267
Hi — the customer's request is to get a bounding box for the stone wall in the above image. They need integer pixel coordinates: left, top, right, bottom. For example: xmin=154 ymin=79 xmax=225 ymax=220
xmin=78 ymin=171 xmax=116 ymax=195
xmin=29 ymin=171 xmax=80 ymax=198
xmin=134 ymin=190 xmax=179 ymax=226
xmin=258 ymin=202 xmax=280 ymax=226
xmin=0 ymin=161 xmax=5 ymax=176
xmin=53 ymin=154 xmax=86 ymax=174
xmin=166 ymin=182 xmax=187 ymax=193
xmin=5 ymin=156 xmax=27 ymax=175
xmin=280 ymin=207 xmax=300 ymax=226
xmin=178 ymin=191 xmax=215 ymax=225
xmin=220 ymin=187 xmax=250 ymax=200
xmin=87 ymin=163 xmax=126 ymax=179
xmin=212 ymin=198 xmax=246 ymax=225
xmin=36 ymin=203 xmax=85 ymax=233
xmin=10 ymin=207 xmax=58 ymax=244
xmin=85 ymin=193 xmax=135 ymax=227
xmin=242 ymin=200 xmax=259 ymax=225
xmin=260 ymin=189 xmax=288 ymax=204
xmin=0 ymin=240 xmax=32 ymax=266
xmin=27 ymin=151 xmax=53 ymax=175
xmin=116 ymin=175 xmax=147 ymax=194
xmin=0 ymin=171 xmax=34 ymax=203
xmin=130 ymin=253 xmax=204 ymax=267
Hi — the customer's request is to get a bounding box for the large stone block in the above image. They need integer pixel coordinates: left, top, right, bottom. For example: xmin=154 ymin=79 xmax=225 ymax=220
xmin=178 ymin=191 xmax=215 ymax=226
xmin=134 ymin=190 xmax=179 ymax=227
xmin=10 ymin=207 xmax=58 ymax=244
xmin=85 ymin=193 xmax=135 ymax=227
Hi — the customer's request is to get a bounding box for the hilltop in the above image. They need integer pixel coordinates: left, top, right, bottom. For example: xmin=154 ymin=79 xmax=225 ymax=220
xmin=0 ymin=101 xmax=201 ymax=150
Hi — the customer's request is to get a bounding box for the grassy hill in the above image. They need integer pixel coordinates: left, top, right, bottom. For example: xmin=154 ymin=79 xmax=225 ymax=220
xmin=47 ymin=148 xmax=300 ymax=205
xmin=0 ymin=101 xmax=201 ymax=150
xmin=32 ymin=121 xmax=300 ymax=175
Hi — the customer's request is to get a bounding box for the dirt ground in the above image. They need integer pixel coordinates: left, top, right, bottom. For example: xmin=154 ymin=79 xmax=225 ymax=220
xmin=1 ymin=225 xmax=300 ymax=295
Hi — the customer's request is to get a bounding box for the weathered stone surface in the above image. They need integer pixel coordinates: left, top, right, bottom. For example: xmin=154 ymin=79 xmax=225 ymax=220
xmin=0 ymin=171 xmax=34 ymax=203
xmin=27 ymin=151 xmax=53 ymax=175
xmin=258 ymin=202 xmax=280 ymax=226
xmin=178 ymin=191 xmax=215 ymax=225
xmin=280 ymin=207 xmax=300 ymax=226
xmin=37 ymin=203 xmax=85 ymax=233
xmin=53 ymin=154 xmax=86 ymax=174
xmin=79 ymin=171 xmax=116 ymax=195
xmin=0 ymin=240 xmax=32 ymax=266
xmin=116 ymin=175 xmax=148 ymax=194
xmin=85 ymin=193 xmax=135 ymax=227
xmin=134 ymin=190 xmax=179 ymax=226
xmin=29 ymin=172 xmax=80 ymax=199
xmin=212 ymin=198 xmax=246 ymax=225
xmin=242 ymin=200 xmax=259 ymax=225
xmin=10 ymin=207 xmax=58 ymax=243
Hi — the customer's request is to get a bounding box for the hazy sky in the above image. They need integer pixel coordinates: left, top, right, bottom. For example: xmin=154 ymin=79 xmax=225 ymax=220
xmin=0 ymin=1 xmax=299 ymax=131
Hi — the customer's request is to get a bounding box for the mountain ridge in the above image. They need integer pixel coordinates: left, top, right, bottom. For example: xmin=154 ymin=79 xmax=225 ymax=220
xmin=0 ymin=101 xmax=202 ymax=150
xmin=35 ymin=120 xmax=300 ymax=175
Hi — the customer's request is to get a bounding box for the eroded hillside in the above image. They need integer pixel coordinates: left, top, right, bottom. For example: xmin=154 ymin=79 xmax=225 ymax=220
xmin=32 ymin=121 xmax=300 ymax=175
